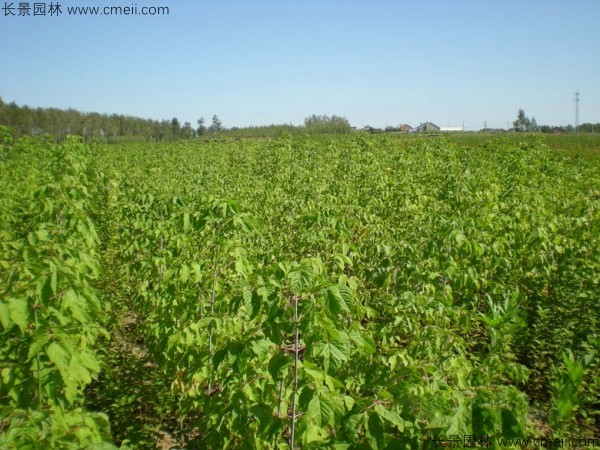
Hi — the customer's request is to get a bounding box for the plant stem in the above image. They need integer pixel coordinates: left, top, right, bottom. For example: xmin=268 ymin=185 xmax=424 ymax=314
xmin=290 ymin=295 xmax=299 ymax=449
xmin=34 ymin=309 xmax=42 ymax=405
xmin=207 ymin=228 xmax=220 ymax=396
xmin=277 ymin=376 xmax=285 ymax=418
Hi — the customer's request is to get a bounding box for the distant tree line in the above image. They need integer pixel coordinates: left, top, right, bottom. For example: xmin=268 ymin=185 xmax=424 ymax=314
xmin=511 ymin=109 xmax=600 ymax=134
xmin=0 ymin=97 xmax=241 ymax=141
xmin=572 ymin=123 xmax=600 ymax=133
xmin=0 ymin=98 xmax=352 ymax=141
xmin=0 ymin=97 xmax=178 ymax=141
xmin=303 ymin=114 xmax=352 ymax=134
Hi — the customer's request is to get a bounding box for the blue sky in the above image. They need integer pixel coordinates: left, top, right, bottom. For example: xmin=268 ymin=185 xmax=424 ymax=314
xmin=1 ymin=0 xmax=599 ymax=129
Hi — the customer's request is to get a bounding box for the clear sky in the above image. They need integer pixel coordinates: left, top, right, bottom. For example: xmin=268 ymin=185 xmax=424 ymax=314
xmin=1 ymin=0 xmax=599 ymax=130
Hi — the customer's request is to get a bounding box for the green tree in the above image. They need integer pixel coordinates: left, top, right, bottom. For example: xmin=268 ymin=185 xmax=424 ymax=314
xmin=197 ymin=117 xmax=207 ymax=136
xmin=171 ymin=117 xmax=180 ymax=139
xmin=180 ymin=121 xmax=196 ymax=139
xmin=577 ymin=123 xmax=600 ymax=133
xmin=154 ymin=120 xmax=171 ymax=141
xmin=530 ymin=117 xmax=538 ymax=132
xmin=513 ymin=109 xmax=538 ymax=132
xmin=304 ymin=114 xmax=352 ymax=134
xmin=209 ymin=115 xmax=223 ymax=135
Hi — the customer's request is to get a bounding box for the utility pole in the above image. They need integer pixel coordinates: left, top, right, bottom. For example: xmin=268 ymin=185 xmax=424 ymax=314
xmin=575 ymin=90 xmax=580 ymax=132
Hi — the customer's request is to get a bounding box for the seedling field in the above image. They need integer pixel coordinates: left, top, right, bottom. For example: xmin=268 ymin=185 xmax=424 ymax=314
xmin=1 ymin=130 xmax=599 ymax=448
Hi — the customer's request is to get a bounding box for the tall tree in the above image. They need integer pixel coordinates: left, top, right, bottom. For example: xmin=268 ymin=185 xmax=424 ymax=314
xmin=171 ymin=117 xmax=180 ymax=139
xmin=197 ymin=117 xmax=207 ymax=136
xmin=513 ymin=109 xmax=537 ymax=132
xmin=209 ymin=115 xmax=223 ymax=135
xmin=180 ymin=121 xmax=196 ymax=139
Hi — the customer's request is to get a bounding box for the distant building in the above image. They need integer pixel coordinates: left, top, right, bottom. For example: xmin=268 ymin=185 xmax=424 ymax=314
xmin=362 ymin=125 xmax=381 ymax=134
xmin=399 ymin=124 xmax=413 ymax=133
xmin=440 ymin=126 xmax=464 ymax=132
xmin=414 ymin=122 xmax=440 ymax=132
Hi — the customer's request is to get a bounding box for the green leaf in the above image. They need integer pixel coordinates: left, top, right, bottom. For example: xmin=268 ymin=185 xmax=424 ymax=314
xmin=0 ymin=300 xmax=13 ymax=329
xmin=27 ymin=231 xmax=38 ymax=245
xmin=288 ymin=261 xmax=319 ymax=293
xmin=343 ymin=395 xmax=355 ymax=411
xmin=324 ymin=285 xmax=351 ymax=316
xmin=268 ymin=352 xmax=289 ymax=381
xmin=35 ymin=275 xmax=52 ymax=303
xmin=309 ymin=390 xmax=342 ymax=427
xmin=374 ymin=403 xmax=404 ymax=432
xmin=62 ymin=289 xmax=88 ymax=324
xmin=191 ymin=263 xmax=202 ymax=282
xmin=249 ymin=403 xmax=273 ymax=434
xmin=501 ymin=408 xmax=525 ymax=438
xmin=366 ymin=411 xmax=384 ymax=449
xmin=212 ymin=348 xmax=227 ymax=370
xmin=50 ymin=270 xmax=58 ymax=296
xmin=235 ymin=256 xmax=250 ymax=277
xmin=196 ymin=316 xmax=223 ymax=329
xmin=303 ymin=364 xmax=326 ymax=384
xmin=349 ymin=331 xmax=375 ymax=355
xmin=69 ymin=353 xmax=92 ymax=385
xmin=162 ymin=268 xmax=176 ymax=282
xmin=472 ymin=401 xmax=497 ymax=436
xmin=314 ymin=338 xmax=350 ymax=372
xmin=299 ymin=386 xmax=315 ymax=412
xmin=167 ymin=330 xmax=182 ymax=351
xmin=180 ymin=264 xmax=190 ymax=283
xmin=250 ymin=339 xmax=272 ymax=362
xmin=244 ymin=288 xmax=261 ymax=319
xmin=27 ymin=332 xmax=51 ymax=361
xmin=296 ymin=415 xmax=326 ymax=445
xmin=8 ymin=297 xmax=29 ymax=332
xmin=46 ymin=341 xmax=71 ymax=385
xmin=36 ymin=228 xmax=50 ymax=241
xmin=306 ymin=395 xmax=335 ymax=426
xmin=446 ymin=397 xmax=472 ymax=436
xmin=79 ymin=349 xmax=100 ymax=374
xmin=345 ymin=413 xmax=366 ymax=441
